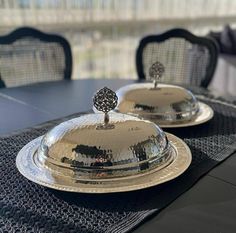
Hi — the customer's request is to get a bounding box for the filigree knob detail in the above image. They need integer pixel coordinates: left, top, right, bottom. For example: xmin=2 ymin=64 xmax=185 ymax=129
xmin=93 ymin=87 xmax=118 ymax=125
xmin=149 ymin=61 xmax=165 ymax=88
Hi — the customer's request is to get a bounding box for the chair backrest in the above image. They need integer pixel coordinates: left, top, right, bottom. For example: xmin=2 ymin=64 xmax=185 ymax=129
xmin=136 ymin=28 xmax=218 ymax=88
xmin=0 ymin=27 xmax=72 ymax=88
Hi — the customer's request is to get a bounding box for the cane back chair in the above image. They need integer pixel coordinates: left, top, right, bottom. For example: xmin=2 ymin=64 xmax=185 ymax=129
xmin=136 ymin=28 xmax=218 ymax=88
xmin=0 ymin=27 xmax=72 ymax=88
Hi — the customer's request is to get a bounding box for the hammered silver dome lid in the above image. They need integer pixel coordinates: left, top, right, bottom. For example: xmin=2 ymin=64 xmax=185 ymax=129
xmin=36 ymin=87 xmax=174 ymax=180
xmin=116 ymin=62 xmax=199 ymax=124
xmin=116 ymin=83 xmax=199 ymax=124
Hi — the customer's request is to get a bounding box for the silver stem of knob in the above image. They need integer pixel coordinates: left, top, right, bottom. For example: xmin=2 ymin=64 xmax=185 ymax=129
xmin=104 ymin=112 xmax=109 ymax=124
xmin=153 ymin=79 xmax=158 ymax=89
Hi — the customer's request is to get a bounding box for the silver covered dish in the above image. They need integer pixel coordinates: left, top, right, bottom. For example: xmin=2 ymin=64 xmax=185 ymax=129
xmin=16 ymin=87 xmax=192 ymax=193
xmin=115 ymin=62 xmax=214 ymax=128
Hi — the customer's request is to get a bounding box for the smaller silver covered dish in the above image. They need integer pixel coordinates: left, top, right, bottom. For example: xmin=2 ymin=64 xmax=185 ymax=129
xmin=116 ymin=62 xmax=213 ymax=128
xmin=16 ymin=87 xmax=191 ymax=193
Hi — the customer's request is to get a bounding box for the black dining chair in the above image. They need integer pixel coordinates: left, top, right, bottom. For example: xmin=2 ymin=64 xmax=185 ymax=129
xmin=136 ymin=28 xmax=218 ymax=88
xmin=0 ymin=27 xmax=72 ymax=88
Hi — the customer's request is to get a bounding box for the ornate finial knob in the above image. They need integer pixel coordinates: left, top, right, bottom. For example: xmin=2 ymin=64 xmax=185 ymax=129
xmin=149 ymin=61 xmax=165 ymax=88
xmin=93 ymin=87 xmax=118 ymax=125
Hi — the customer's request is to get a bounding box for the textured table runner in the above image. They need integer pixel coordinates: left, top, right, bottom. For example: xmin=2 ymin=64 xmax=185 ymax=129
xmin=1 ymin=96 xmax=236 ymax=233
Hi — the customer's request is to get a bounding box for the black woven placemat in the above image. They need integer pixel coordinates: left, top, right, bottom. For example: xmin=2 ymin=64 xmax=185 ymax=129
xmin=1 ymin=96 xmax=236 ymax=233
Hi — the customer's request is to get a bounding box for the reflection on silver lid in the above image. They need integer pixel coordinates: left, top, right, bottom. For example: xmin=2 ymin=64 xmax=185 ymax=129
xmin=115 ymin=83 xmax=199 ymax=124
xmin=35 ymin=87 xmax=175 ymax=181
xmin=37 ymin=113 xmax=173 ymax=180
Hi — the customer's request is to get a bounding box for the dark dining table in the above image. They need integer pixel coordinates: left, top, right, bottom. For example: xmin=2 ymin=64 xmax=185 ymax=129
xmin=1 ymin=79 xmax=236 ymax=233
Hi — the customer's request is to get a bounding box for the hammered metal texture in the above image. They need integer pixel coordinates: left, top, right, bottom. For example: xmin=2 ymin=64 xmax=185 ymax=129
xmin=34 ymin=113 xmax=173 ymax=181
xmin=160 ymin=102 xmax=214 ymax=128
xmin=115 ymin=83 xmax=202 ymax=125
xmin=16 ymin=133 xmax=191 ymax=193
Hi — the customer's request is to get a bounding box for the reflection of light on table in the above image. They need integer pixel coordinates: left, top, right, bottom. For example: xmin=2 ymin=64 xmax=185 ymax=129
xmin=209 ymin=55 xmax=236 ymax=97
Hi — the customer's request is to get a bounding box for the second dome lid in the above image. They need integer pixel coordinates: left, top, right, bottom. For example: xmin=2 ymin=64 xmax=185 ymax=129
xmin=116 ymin=83 xmax=199 ymax=124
